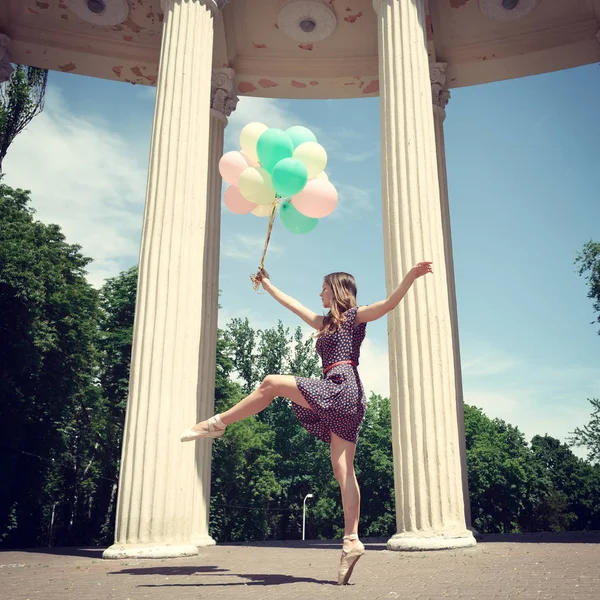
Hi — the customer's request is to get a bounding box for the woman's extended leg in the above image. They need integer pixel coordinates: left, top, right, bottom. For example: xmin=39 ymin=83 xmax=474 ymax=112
xmin=190 ymin=375 xmax=311 ymax=433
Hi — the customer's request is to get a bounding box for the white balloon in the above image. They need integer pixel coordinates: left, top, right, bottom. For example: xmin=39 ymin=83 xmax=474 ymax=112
xmin=293 ymin=141 xmax=328 ymax=178
xmin=240 ymin=122 xmax=268 ymax=162
xmin=251 ymin=203 xmax=273 ymax=217
xmin=238 ymin=167 xmax=275 ymax=205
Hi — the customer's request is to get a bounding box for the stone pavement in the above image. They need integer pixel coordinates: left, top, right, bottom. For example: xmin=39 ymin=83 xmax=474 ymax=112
xmin=1 ymin=532 xmax=599 ymax=600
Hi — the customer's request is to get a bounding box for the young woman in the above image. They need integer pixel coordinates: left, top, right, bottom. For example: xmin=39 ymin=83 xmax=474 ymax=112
xmin=181 ymin=261 xmax=433 ymax=585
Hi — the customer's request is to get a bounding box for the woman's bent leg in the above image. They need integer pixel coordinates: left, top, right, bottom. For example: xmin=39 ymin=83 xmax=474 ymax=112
xmin=197 ymin=375 xmax=312 ymax=430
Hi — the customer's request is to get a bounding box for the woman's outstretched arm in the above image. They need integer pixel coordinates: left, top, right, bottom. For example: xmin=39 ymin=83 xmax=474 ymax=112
xmin=257 ymin=269 xmax=324 ymax=330
xmin=355 ymin=262 xmax=433 ymax=325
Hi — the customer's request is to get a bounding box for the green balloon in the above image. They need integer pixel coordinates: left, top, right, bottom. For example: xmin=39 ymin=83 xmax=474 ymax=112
xmin=272 ymin=158 xmax=308 ymax=198
xmin=256 ymin=128 xmax=294 ymax=173
xmin=285 ymin=125 xmax=317 ymax=149
xmin=279 ymin=200 xmax=318 ymax=235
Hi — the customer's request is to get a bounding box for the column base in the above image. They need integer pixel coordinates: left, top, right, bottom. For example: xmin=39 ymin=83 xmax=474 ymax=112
xmin=102 ymin=542 xmax=199 ymax=560
xmin=387 ymin=530 xmax=476 ymax=551
xmin=191 ymin=534 xmax=217 ymax=548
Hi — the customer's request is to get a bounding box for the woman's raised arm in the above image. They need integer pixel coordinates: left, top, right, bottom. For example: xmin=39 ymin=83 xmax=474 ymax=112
xmin=257 ymin=269 xmax=324 ymax=330
xmin=355 ymin=262 xmax=433 ymax=325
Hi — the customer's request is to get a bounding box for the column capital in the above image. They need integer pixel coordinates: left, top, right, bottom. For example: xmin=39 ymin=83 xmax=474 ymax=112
xmin=430 ymin=61 xmax=450 ymax=117
xmin=211 ymin=67 xmax=238 ymax=123
xmin=160 ymin=0 xmax=232 ymax=13
xmin=0 ymin=34 xmax=15 ymax=84
xmin=372 ymin=0 xmax=383 ymax=15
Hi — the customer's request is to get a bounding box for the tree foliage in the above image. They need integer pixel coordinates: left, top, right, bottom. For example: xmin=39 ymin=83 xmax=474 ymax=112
xmin=569 ymin=398 xmax=600 ymax=465
xmin=575 ymin=241 xmax=600 ymax=335
xmin=0 ymin=66 xmax=48 ymax=171
xmin=0 ymin=182 xmax=100 ymax=546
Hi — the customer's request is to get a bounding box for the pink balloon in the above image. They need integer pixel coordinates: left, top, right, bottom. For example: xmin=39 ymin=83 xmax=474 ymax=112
xmin=219 ymin=151 xmax=251 ymax=186
xmin=224 ymin=185 xmax=257 ymax=214
xmin=291 ymin=178 xmax=338 ymax=218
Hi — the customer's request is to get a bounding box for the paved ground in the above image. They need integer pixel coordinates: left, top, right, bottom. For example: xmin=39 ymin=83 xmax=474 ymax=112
xmin=1 ymin=532 xmax=599 ymax=600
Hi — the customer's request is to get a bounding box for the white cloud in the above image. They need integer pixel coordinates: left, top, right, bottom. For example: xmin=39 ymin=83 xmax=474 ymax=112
xmin=462 ymin=353 xmax=519 ymax=378
xmin=464 ymin=387 xmax=592 ymax=459
xmin=222 ymin=233 xmax=282 ymax=261
xmin=2 ymin=86 xmax=146 ymax=288
xmin=360 ymin=335 xmax=598 ymax=456
xmin=460 ymin=340 xmax=599 ymax=455
xmin=339 ymin=148 xmax=379 ymax=163
xmin=331 ymin=182 xmax=377 ymax=218
xmin=357 ymin=337 xmax=391 ymax=398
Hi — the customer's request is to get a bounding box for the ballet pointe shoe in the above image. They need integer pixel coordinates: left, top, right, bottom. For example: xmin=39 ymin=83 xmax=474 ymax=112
xmin=180 ymin=415 xmax=226 ymax=442
xmin=337 ymin=534 xmax=365 ymax=585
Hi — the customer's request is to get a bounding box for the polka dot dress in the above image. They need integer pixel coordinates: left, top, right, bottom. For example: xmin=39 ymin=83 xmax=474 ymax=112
xmin=293 ymin=306 xmax=367 ymax=444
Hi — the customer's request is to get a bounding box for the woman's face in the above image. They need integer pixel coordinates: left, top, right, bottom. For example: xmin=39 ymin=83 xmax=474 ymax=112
xmin=320 ymin=282 xmax=332 ymax=309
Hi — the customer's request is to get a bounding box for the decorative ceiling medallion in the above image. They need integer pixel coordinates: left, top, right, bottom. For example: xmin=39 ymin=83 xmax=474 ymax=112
xmin=66 ymin=0 xmax=129 ymax=27
xmin=479 ymin=0 xmax=539 ymax=22
xmin=277 ymin=0 xmax=337 ymax=44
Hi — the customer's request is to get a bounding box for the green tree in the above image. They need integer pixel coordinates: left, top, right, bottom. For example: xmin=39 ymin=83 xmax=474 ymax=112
xmin=225 ymin=317 xmax=258 ymax=393
xmin=569 ymin=398 xmax=600 ymax=465
xmin=210 ymin=326 xmax=283 ymax=541
xmin=89 ymin=266 xmax=139 ymax=542
xmin=0 ymin=65 xmax=48 ymax=171
xmin=0 ymin=182 xmax=100 ymax=546
xmin=575 ymin=241 xmax=600 ymax=335
xmin=353 ymin=394 xmax=395 ymax=537
xmin=463 ymin=404 xmax=550 ymax=533
xmin=530 ymin=434 xmax=600 ymax=531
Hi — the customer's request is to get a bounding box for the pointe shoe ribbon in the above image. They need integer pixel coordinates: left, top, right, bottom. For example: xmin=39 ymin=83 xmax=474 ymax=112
xmin=337 ymin=534 xmax=365 ymax=585
xmin=180 ymin=415 xmax=226 ymax=442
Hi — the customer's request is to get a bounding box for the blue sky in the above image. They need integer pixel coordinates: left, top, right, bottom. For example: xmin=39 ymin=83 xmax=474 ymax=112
xmin=4 ymin=64 xmax=599 ymax=456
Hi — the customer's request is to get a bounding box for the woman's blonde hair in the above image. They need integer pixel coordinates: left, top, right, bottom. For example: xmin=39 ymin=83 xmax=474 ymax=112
xmin=316 ymin=272 xmax=357 ymax=338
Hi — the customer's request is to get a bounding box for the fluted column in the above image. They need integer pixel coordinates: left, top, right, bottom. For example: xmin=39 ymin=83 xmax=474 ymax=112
xmin=430 ymin=61 xmax=472 ymax=532
xmin=190 ymin=67 xmax=238 ymax=547
xmin=373 ymin=0 xmax=475 ymax=550
xmin=0 ymin=34 xmax=15 ymax=83
xmin=103 ymin=0 xmax=220 ymax=559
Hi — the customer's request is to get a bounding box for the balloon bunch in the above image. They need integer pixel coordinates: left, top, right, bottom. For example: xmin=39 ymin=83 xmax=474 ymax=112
xmin=219 ymin=122 xmax=339 ymax=288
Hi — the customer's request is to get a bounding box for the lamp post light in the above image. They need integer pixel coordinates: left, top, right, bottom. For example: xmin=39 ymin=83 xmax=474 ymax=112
xmin=302 ymin=493 xmax=314 ymax=541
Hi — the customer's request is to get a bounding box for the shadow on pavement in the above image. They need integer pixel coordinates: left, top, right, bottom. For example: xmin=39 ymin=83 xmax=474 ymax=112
xmin=110 ymin=565 xmax=229 ymax=576
xmin=137 ymin=572 xmax=335 ymax=587
xmin=10 ymin=547 xmax=105 ymax=559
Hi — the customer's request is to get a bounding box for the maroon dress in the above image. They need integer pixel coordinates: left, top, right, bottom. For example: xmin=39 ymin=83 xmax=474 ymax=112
xmin=293 ymin=306 xmax=367 ymax=444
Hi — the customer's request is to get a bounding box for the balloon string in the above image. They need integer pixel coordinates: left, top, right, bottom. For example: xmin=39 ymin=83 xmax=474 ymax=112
xmin=250 ymin=200 xmax=279 ymax=290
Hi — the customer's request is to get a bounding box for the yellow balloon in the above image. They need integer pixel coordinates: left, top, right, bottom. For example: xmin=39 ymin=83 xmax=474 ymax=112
xmin=315 ymin=171 xmax=329 ymax=181
xmin=240 ymin=122 xmax=268 ymax=162
xmin=251 ymin=203 xmax=273 ymax=217
xmin=238 ymin=167 xmax=275 ymax=205
xmin=293 ymin=141 xmax=328 ymax=178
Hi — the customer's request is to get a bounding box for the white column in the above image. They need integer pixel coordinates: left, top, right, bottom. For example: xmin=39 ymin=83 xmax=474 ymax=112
xmin=373 ymin=0 xmax=475 ymax=550
xmin=0 ymin=34 xmax=15 ymax=82
xmin=190 ymin=68 xmax=238 ymax=547
xmin=103 ymin=0 xmax=221 ymax=559
xmin=430 ymin=62 xmax=472 ymax=531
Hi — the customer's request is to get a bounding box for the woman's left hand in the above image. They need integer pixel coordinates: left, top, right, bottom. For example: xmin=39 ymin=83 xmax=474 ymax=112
xmin=410 ymin=261 xmax=433 ymax=279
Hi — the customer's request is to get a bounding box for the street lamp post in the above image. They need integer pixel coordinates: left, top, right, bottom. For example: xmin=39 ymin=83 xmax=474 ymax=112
xmin=302 ymin=493 xmax=314 ymax=541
